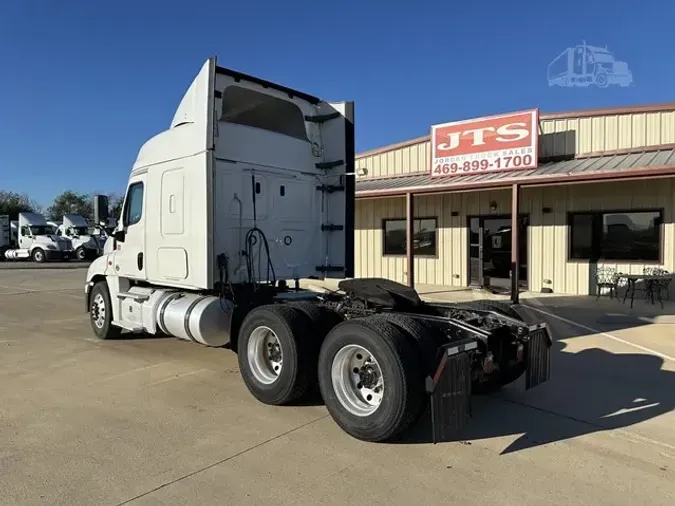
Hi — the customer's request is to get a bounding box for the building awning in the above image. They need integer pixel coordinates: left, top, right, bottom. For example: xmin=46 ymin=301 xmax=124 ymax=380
xmin=356 ymin=147 xmax=675 ymax=198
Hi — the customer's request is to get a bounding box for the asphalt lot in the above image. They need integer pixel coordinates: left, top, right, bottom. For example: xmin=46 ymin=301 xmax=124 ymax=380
xmin=0 ymin=269 xmax=674 ymax=505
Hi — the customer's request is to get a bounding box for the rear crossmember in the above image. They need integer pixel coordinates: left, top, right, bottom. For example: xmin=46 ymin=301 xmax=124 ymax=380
xmin=426 ymin=322 xmax=552 ymax=443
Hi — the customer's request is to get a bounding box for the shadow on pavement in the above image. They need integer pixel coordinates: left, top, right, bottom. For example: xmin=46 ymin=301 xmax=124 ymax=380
xmin=103 ymin=293 xmax=675 ymax=451
xmin=398 ymin=310 xmax=675 ymax=453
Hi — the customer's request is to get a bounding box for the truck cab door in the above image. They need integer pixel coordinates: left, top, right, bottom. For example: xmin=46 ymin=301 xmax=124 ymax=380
xmin=113 ymin=174 xmax=147 ymax=279
xmin=19 ymin=226 xmax=32 ymax=249
xmin=312 ymin=101 xmax=355 ymax=279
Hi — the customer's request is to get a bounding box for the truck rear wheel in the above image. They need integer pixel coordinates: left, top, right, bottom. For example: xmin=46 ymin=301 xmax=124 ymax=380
xmin=286 ymin=302 xmax=344 ymax=344
xmin=368 ymin=313 xmax=445 ymax=420
xmin=318 ymin=317 xmax=425 ymax=442
xmin=237 ymin=305 xmax=314 ymax=405
xmin=89 ymin=281 xmax=122 ymax=339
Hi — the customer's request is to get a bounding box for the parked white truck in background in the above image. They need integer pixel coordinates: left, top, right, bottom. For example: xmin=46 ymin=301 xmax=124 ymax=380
xmin=4 ymin=212 xmax=74 ymax=262
xmin=0 ymin=215 xmax=10 ymax=259
xmin=54 ymin=214 xmax=103 ymax=260
xmin=84 ymin=57 xmax=551 ymax=443
xmin=91 ymin=217 xmax=117 ymax=252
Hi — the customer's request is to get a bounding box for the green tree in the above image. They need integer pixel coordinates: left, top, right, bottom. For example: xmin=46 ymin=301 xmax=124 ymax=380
xmin=108 ymin=193 xmax=124 ymax=221
xmin=46 ymin=191 xmax=93 ymax=222
xmin=0 ymin=191 xmax=41 ymax=222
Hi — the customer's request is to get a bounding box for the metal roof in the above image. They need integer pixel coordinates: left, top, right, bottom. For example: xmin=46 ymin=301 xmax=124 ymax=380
xmin=356 ymin=148 xmax=675 ymax=196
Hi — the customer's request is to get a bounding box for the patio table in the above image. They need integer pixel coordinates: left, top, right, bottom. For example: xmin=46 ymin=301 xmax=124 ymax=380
xmin=619 ymin=273 xmax=673 ymax=309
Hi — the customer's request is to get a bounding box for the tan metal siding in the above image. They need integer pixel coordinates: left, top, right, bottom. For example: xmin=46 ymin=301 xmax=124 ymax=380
xmin=356 ymin=141 xmax=431 ymax=178
xmin=520 ymin=179 xmax=674 ymax=295
xmin=355 ymin=190 xmax=511 ymax=287
xmin=356 ymin=110 xmax=675 ymax=179
xmin=663 ymin=111 xmax=675 ymax=144
xmin=356 ymin=179 xmax=674 ymax=295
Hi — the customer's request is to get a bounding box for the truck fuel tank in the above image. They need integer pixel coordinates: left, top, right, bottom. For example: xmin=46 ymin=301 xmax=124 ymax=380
xmin=156 ymin=292 xmax=234 ymax=347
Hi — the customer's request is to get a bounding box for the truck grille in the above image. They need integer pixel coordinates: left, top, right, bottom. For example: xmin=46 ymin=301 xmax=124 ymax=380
xmin=525 ymin=327 xmax=551 ymax=389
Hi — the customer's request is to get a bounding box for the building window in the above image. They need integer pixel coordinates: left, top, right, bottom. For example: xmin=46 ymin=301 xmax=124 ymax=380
xmin=383 ymin=218 xmax=437 ymax=256
xmin=569 ymin=210 xmax=662 ymax=262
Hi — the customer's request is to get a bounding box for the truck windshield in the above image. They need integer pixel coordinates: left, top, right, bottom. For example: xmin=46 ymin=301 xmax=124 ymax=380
xmin=29 ymin=226 xmax=51 ymax=236
xmin=72 ymin=226 xmax=88 ymax=236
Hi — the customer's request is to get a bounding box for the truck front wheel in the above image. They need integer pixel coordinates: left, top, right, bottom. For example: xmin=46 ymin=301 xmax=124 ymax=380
xmin=237 ymin=305 xmax=315 ymax=405
xmin=76 ymin=247 xmax=86 ymax=261
xmin=318 ymin=317 xmax=425 ymax=443
xmin=89 ymin=281 xmax=122 ymax=339
xmin=32 ymin=248 xmax=45 ymax=263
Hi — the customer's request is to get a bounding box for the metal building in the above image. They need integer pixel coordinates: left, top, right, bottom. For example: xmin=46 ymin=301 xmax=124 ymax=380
xmin=353 ymin=103 xmax=675 ymax=299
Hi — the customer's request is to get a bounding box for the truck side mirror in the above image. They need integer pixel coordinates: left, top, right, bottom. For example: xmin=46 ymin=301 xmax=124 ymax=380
xmin=113 ymin=229 xmax=126 ymax=243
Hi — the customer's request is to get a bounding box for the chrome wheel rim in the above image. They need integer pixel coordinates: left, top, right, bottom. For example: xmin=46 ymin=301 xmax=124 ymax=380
xmin=331 ymin=344 xmax=384 ymax=417
xmin=91 ymin=293 xmax=106 ymax=329
xmin=247 ymin=326 xmax=283 ymax=384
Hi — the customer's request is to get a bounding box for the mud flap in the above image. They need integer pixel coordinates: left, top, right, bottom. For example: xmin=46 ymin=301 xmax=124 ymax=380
xmin=425 ymin=350 xmax=472 ymax=444
xmin=525 ymin=326 xmax=552 ymax=389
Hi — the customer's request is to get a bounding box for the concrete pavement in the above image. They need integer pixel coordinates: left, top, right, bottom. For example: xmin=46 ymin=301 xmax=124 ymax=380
xmin=0 ymin=270 xmax=673 ymax=505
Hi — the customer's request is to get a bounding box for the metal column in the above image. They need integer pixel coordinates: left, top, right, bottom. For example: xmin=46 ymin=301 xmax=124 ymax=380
xmin=511 ymin=183 xmax=520 ymax=304
xmin=406 ymin=192 xmax=415 ymax=289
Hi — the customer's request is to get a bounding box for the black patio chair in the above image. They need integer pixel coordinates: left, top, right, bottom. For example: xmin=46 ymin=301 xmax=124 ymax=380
xmin=644 ymin=267 xmax=671 ymax=302
xmin=595 ymin=266 xmax=620 ymax=301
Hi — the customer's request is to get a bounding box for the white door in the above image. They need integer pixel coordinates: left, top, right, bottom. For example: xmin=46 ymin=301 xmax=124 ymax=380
xmin=113 ymin=174 xmax=146 ymax=279
xmin=19 ymin=226 xmax=33 ymax=249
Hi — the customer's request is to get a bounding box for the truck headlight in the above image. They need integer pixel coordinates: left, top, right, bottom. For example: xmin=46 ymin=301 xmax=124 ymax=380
xmin=46 ymin=245 xmax=57 ymax=250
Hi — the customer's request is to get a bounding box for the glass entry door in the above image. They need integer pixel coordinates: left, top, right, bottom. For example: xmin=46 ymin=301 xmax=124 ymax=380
xmin=468 ymin=215 xmax=528 ymax=291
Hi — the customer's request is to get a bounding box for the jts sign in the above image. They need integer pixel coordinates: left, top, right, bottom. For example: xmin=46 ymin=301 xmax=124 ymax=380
xmin=430 ymin=109 xmax=539 ymax=177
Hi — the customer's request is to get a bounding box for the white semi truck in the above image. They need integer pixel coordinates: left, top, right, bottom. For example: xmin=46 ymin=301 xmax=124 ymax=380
xmin=84 ymin=57 xmax=552 ymax=443
xmin=54 ymin=214 xmax=103 ymax=260
xmin=91 ymin=217 xmax=117 ymax=252
xmin=0 ymin=215 xmax=10 ymax=259
xmin=5 ymin=212 xmax=74 ymax=262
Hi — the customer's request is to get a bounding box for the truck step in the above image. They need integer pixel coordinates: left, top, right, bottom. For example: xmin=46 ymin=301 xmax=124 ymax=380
xmin=116 ymin=291 xmax=150 ymax=302
xmin=315 ymin=159 xmax=344 ymax=170
xmin=315 ymin=184 xmax=345 ymax=193
xmin=316 ymin=265 xmax=344 ymax=273
xmin=321 ymin=224 xmax=344 ymax=232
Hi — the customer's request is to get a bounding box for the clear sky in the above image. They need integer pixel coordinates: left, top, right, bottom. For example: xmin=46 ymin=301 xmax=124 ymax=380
xmin=1 ymin=0 xmax=673 ymax=206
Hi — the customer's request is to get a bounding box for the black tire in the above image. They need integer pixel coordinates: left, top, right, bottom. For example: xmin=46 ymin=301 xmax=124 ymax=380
xmin=368 ymin=313 xmax=446 ymax=422
xmin=318 ymin=317 xmax=425 ymax=443
xmin=369 ymin=313 xmax=444 ymax=372
xmin=286 ymin=302 xmax=345 ymax=344
xmin=89 ymin=281 xmax=122 ymax=339
xmin=237 ymin=304 xmax=315 ymax=405
xmin=76 ymin=247 xmax=86 ymax=261
xmin=32 ymin=248 xmax=45 ymax=263
xmin=459 ymin=300 xmax=523 ymax=321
